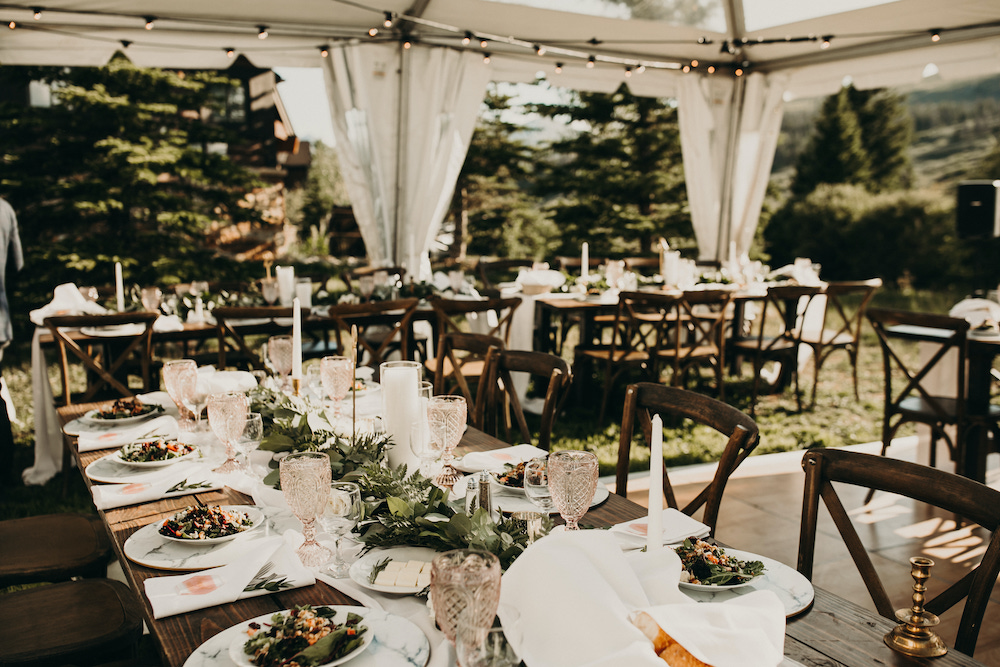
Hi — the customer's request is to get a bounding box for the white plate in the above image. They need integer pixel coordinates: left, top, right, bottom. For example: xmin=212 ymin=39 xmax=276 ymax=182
xmin=80 ymin=406 xmax=163 ymax=426
xmin=676 ymin=548 xmax=815 ymax=618
xmin=349 ymin=546 xmax=438 ymax=595
xmin=454 ymin=444 xmax=548 ymax=473
xmin=110 ymin=443 xmax=200 ymax=468
xmin=184 ymin=606 xmax=429 ymax=667
xmin=349 ymin=380 xmax=380 ymax=398
xmin=80 ymin=323 xmax=146 ymax=337
xmin=678 ymin=577 xmax=760 ymax=592
xmin=158 ymin=506 xmax=265 ymax=545
xmin=229 ymin=606 xmax=374 ymax=667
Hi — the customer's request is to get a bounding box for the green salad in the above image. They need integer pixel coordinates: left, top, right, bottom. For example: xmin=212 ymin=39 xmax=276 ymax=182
xmin=118 ymin=438 xmax=195 ymax=463
xmin=158 ymin=506 xmax=253 ymax=540
xmin=97 ymin=397 xmax=164 ymax=420
xmin=674 ymin=537 xmax=765 ymax=586
xmin=243 ymin=606 xmax=367 ymax=667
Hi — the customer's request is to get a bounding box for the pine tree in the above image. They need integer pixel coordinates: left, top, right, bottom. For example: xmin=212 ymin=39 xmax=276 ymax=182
xmin=848 ymin=86 xmax=914 ymax=191
xmin=790 ymin=87 xmax=871 ymax=196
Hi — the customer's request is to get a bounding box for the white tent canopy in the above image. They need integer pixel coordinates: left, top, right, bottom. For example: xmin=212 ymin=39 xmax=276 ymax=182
xmin=2 ymin=0 xmax=999 ymax=265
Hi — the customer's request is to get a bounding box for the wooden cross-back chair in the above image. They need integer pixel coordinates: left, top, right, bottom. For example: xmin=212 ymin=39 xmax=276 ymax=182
xmin=322 ymin=298 xmax=420 ymax=369
xmin=213 ymin=306 xmax=303 ymax=371
xmin=476 ymin=258 xmax=534 ymax=291
xmin=615 ymin=383 xmax=759 ymax=535
xmin=800 ymin=278 xmax=882 ymax=408
xmin=657 ymin=289 xmax=734 ymax=400
xmin=43 ymin=311 xmax=159 ymax=405
xmin=731 ymin=283 xmax=823 ymax=416
xmin=574 ymin=290 xmax=683 ymax=424
xmin=480 ymin=349 xmax=572 ymax=451
xmin=798 ymin=448 xmax=1000 ymax=658
xmin=426 ymin=296 xmax=521 ymax=393
xmin=433 ymin=332 xmax=504 ymax=427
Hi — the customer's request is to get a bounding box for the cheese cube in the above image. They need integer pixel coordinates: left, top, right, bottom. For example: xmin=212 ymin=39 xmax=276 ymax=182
xmin=416 ymin=572 xmax=431 ymax=589
xmin=395 ymin=570 xmax=419 ymax=587
xmin=384 ymin=560 xmax=405 ymax=572
xmin=374 ymin=570 xmax=398 ymax=587
xmin=403 ymin=559 xmax=425 ymax=571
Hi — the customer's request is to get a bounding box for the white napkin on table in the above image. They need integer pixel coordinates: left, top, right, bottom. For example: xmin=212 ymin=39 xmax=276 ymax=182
xmin=29 ymin=282 xmax=108 ymax=326
xmin=457 ymin=444 xmax=548 ymax=472
xmin=153 ymin=314 xmax=185 ymax=332
xmin=610 ymin=508 xmax=711 ymax=550
xmin=516 ymin=269 xmax=566 ymax=289
xmin=198 ymin=370 xmax=257 ymax=395
xmin=76 ymin=415 xmax=179 ymax=452
xmin=90 ymin=461 xmax=221 ymax=510
xmin=144 ymin=537 xmax=314 ymax=619
xmin=950 ymin=298 xmax=1000 ymax=328
xmin=498 ymin=530 xmax=785 ymax=667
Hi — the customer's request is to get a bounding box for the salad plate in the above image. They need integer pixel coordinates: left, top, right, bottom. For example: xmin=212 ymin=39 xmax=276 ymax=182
xmin=80 ymin=323 xmax=146 ymax=338
xmin=86 ymin=453 xmax=204 ymax=484
xmin=183 ymin=606 xmax=430 ymax=667
xmin=674 ymin=538 xmax=764 ymax=590
xmin=349 ymin=546 xmax=438 ymax=595
xmin=229 ymin=606 xmax=373 ymax=667
xmin=80 ymin=400 xmax=163 ymax=426
xmin=452 ymin=474 xmax=609 ymax=514
xmin=158 ymin=506 xmax=264 ymax=545
xmin=349 ymin=380 xmax=380 ymax=398
xmin=110 ymin=440 xmax=200 ymax=468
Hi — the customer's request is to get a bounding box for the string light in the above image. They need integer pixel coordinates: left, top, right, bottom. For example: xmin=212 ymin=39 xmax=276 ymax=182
xmin=7 ymin=20 xmax=15 ymax=29
xmin=624 ymin=67 xmax=632 ymax=77
xmin=257 ymin=25 xmax=269 ymax=39
xmin=368 ymin=27 xmax=378 ymax=37
xmin=402 ymin=38 xmax=412 ymax=49
xmin=930 ymin=29 xmax=941 ymax=42
xmin=735 ymin=67 xmax=744 ymax=76
xmin=483 ymin=52 xmax=491 ymax=64
xmin=383 ymin=12 xmax=393 ymax=28
xmin=586 ymin=55 xmax=595 ymax=68
xmin=320 ymin=45 xmax=329 ymax=57
xmin=691 ymin=59 xmax=699 ymax=67
xmin=120 ymin=39 xmax=131 ymax=48
xmin=682 ymin=65 xmax=690 ymax=73
xmin=534 ymin=44 xmax=545 ymax=56
xmin=636 ymin=65 xmax=645 ymax=73
xmin=554 ymin=62 xmax=563 ymax=74
xmin=480 ymin=38 xmax=488 ymax=48
xmin=144 ymin=16 xmax=155 ymax=30
xmin=225 ymin=47 xmax=235 ymax=58
xmin=707 ymin=65 xmax=715 ymax=74
xmin=462 ymin=31 xmax=472 ymax=46
xmin=32 ymin=7 xmax=42 ymax=20
xmin=820 ymin=35 xmax=831 ymax=49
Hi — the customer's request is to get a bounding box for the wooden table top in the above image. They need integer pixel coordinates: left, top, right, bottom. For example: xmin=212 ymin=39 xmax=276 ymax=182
xmin=61 ymin=401 xmax=987 ymax=667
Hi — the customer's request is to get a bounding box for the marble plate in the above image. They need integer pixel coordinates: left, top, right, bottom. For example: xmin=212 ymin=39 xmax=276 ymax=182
xmin=228 ymin=607 xmax=374 ymax=667
xmin=158 ymin=506 xmax=265 ymax=545
xmin=110 ymin=443 xmax=200 ymax=468
xmin=80 ymin=407 xmax=161 ymax=426
xmin=183 ymin=607 xmax=429 ymax=667
xmin=349 ymin=546 xmax=438 ymax=595
xmin=86 ymin=454 xmax=207 ymax=484
xmin=677 ymin=548 xmax=814 ymax=618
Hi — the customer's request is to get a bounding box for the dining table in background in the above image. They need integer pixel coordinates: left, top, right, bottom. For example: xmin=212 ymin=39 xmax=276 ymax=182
xmin=59 ymin=399 xmax=989 ymax=667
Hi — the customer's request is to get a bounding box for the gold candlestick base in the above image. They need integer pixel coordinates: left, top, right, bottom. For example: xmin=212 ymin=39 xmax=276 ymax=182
xmin=884 ymin=557 xmax=947 ymax=658
xmin=291 ymin=377 xmax=302 ymax=396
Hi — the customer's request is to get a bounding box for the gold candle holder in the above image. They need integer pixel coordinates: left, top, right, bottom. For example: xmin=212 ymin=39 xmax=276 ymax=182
xmin=291 ymin=377 xmax=302 ymax=396
xmin=884 ymin=556 xmax=947 ymax=658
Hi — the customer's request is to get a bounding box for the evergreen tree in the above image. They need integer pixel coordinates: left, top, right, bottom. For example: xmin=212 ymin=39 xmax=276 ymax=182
xmin=533 ymin=83 xmax=689 ymax=257
xmin=790 ymin=87 xmax=871 ymax=196
xmin=847 ymin=87 xmax=914 ymax=191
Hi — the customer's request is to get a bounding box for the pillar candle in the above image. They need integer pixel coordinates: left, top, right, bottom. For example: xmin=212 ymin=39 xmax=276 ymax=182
xmin=380 ymin=364 xmax=421 ymax=470
xmin=114 ymin=262 xmax=124 ymax=312
xmin=647 ymin=414 xmax=663 ymax=552
xmin=581 ymin=242 xmax=590 ymax=281
xmin=291 ymin=297 xmax=302 ymax=379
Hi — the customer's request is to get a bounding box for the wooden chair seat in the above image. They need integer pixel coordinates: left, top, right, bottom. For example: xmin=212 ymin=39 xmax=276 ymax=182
xmin=0 ymin=514 xmax=112 ymax=587
xmin=0 ymin=578 xmax=143 ymax=665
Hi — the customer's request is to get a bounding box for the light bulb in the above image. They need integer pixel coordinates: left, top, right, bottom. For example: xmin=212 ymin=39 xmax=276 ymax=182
xmin=368 ymin=27 xmax=378 ymax=37
xmin=144 ymin=16 xmax=155 ymax=30
xmin=554 ymin=62 xmax=563 ymax=74
xmin=383 ymin=12 xmax=393 ymax=28
xmin=32 ymin=8 xmax=41 ymax=20
xmin=258 ymin=25 xmax=269 ymax=39
xmin=483 ymin=52 xmax=491 ymax=64
xmin=586 ymin=55 xmax=595 ymax=68
xmin=463 ymin=31 xmax=472 ymax=46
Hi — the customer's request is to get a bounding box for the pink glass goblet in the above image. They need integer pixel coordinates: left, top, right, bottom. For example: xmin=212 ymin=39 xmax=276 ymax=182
xmin=548 ymin=450 xmax=598 ymax=531
xmin=321 ymin=355 xmax=354 ymax=418
xmin=207 ymin=391 xmax=249 ymax=474
xmin=280 ymin=451 xmax=333 ymax=567
xmin=427 ymin=395 xmax=467 ymax=488
xmin=430 ymin=549 xmax=501 ymax=651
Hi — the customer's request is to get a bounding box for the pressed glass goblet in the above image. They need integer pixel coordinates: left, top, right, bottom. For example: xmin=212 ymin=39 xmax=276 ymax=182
xmin=207 ymin=391 xmax=249 ymax=474
xmin=430 ymin=549 xmax=501 ymax=650
xmin=321 ymin=355 xmax=354 ymax=418
xmin=280 ymin=451 xmax=333 ymax=567
xmin=427 ymin=395 xmax=467 ymax=488
xmin=523 ymin=457 xmax=556 ymax=513
xmin=548 ymin=450 xmax=598 ymax=531
xmin=140 ymin=286 xmax=162 ymax=312
xmin=162 ymin=359 xmax=196 ymax=428
xmin=268 ymin=335 xmax=293 ymax=388
xmin=319 ymin=481 xmax=361 ymax=577
xmin=456 ymin=610 xmax=521 ymax=667
xmin=261 ymin=277 xmax=279 ymax=305
xmin=410 ymin=419 xmax=443 ymax=479
xmin=235 ymin=412 xmax=264 ymax=476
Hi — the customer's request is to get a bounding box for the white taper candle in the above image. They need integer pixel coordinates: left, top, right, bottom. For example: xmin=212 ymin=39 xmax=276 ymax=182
xmin=581 ymin=242 xmax=590 ymax=282
xmin=291 ymin=297 xmax=302 ymax=379
xmin=114 ymin=262 xmax=124 ymax=312
xmin=647 ymin=414 xmax=663 ymax=552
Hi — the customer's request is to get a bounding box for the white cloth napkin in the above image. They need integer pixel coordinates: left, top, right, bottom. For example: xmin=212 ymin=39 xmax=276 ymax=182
xmin=516 ymin=269 xmax=566 ymax=289
xmin=29 ymin=282 xmax=108 ymax=326
xmin=144 ymin=537 xmax=314 ymax=619
xmin=498 ymin=530 xmax=785 ymax=667
xmin=950 ymin=298 xmax=1000 ymax=328
xmin=198 ymin=370 xmax=257 ymax=395
xmin=610 ymin=509 xmax=711 ymax=550
xmin=77 ymin=414 xmax=179 ymax=452
xmin=456 ymin=444 xmax=548 ymax=472
xmin=90 ymin=462 xmax=221 ymax=510
xmin=153 ymin=314 xmax=185 ymax=332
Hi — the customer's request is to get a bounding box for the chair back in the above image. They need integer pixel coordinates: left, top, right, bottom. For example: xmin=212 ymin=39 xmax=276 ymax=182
xmin=797 ymin=448 xmax=1000 ymax=657
xmin=43 ymin=311 xmax=159 ymax=405
xmin=476 ymin=258 xmax=534 ymax=290
xmin=480 ymin=349 xmax=572 ymax=450
xmin=615 ymin=382 xmax=759 ymax=534
xmin=661 ymin=289 xmax=734 ymax=398
xmin=213 ymin=305 xmax=303 ymax=371
xmin=322 ymin=298 xmax=421 ymax=368
xmin=429 ymin=295 xmax=521 ymax=344
xmin=433 ymin=332 xmax=504 ymax=422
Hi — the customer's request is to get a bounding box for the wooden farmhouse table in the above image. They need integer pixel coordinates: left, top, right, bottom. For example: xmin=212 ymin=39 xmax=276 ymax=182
xmin=61 ymin=401 xmax=988 ymax=667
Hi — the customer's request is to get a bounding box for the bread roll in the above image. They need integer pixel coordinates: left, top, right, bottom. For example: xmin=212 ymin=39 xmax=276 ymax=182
xmin=631 ymin=611 xmax=710 ymax=667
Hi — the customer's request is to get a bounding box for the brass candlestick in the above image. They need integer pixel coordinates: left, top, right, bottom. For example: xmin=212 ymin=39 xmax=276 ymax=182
xmin=291 ymin=377 xmax=302 ymax=396
xmin=884 ymin=556 xmax=947 ymax=658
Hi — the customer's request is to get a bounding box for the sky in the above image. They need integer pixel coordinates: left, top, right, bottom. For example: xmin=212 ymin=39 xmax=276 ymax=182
xmin=274 ymin=67 xmax=336 ymax=146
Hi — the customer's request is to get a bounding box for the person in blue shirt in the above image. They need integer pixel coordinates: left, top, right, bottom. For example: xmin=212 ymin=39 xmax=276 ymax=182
xmin=0 ymin=196 xmax=24 ymax=491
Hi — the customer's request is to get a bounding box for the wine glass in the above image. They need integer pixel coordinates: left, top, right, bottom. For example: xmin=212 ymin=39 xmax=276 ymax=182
xmin=280 ymin=451 xmax=333 ymax=567
xmin=207 ymin=391 xmax=249 ymax=474
xmin=548 ymin=450 xmax=598 ymax=531
xmin=456 ymin=610 xmax=521 ymax=667
xmin=319 ymin=481 xmax=361 ymax=577
xmin=261 ymin=277 xmax=279 ymax=306
xmin=183 ymin=376 xmax=210 ymax=432
xmin=358 ymin=275 xmax=375 ymax=301
xmin=427 ymin=395 xmax=467 ymax=488
xmin=410 ymin=419 xmax=443 ymax=479
xmin=235 ymin=412 xmax=264 ymax=476
xmin=140 ymin=286 xmax=162 ymax=312
xmin=523 ymin=458 xmax=556 ymax=513
xmin=161 ymin=359 xmax=196 ymax=428
xmin=320 ymin=355 xmax=354 ymax=418
xmin=268 ymin=335 xmax=293 ymax=389
xmin=430 ymin=549 xmax=501 ymax=651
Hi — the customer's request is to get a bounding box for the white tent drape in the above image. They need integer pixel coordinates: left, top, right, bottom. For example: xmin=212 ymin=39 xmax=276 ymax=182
xmin=677 ymin=72 xmax=787 ymax=263
xmin=322 ymin=44 xmax=491 ymax=270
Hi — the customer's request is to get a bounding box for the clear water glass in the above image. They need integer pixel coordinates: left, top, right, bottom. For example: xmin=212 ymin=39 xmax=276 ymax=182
xmin=456 ymin=611 xmax=521 ymax=667
xmin=321 ymin=355 xmax=354 ymax=418
xmin=140 ymin=286 xmax=162 ymax=312
xmin=319 ymin=481 xmax=361 ymax=577
xmin=280 ymin=451 xmax=333 ymax=567
xmin=207 ymin=391 xmax=249 ymax=474
xmin=548 ymin=450 xmax=599 ymax=530
xmin=268 ymin=335 xmax=293 ymax=387
xmin=430 ymin=549 xmax=501 ymax=647
xmin=410 ymin=419 xmax=443 ymax=479
xmin=235 ymin=412 xmax=264 ymax=476
xmin=427 ymin=395 xmax=467 ymax=488
xmin=261 ymin=277 xmax=279 ymax=305
xmin=523 ymin=458 xmax=556 ymax=513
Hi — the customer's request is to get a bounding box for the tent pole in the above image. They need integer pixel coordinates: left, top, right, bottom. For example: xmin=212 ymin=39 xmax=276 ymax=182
xmin=393 ymin=42 xmax=409 ymax=267
xmin=717 ymin=76 xmax=746 ymax=266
